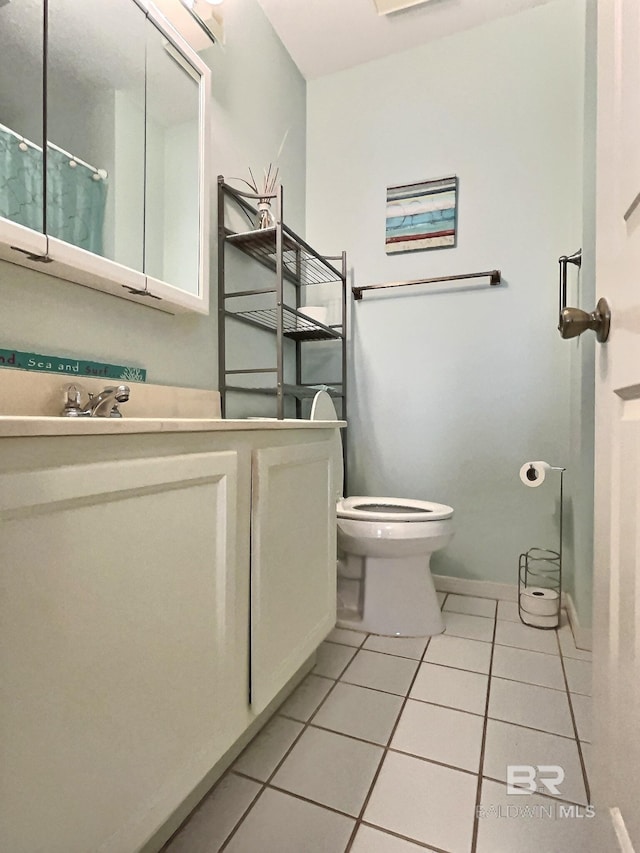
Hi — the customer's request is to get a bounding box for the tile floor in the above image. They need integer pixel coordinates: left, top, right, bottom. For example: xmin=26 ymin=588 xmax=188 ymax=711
xmin=164 ymin=594 xmax=593 ymax=853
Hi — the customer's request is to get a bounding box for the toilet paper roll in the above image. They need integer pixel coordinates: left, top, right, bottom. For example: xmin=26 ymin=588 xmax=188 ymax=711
xmin=520 ymin=611 xmax=559 ymax=629
xmin=520 ymin=586 xmax=559 ymax=617
xmin=519 ymin=460 xmax=551 ymax=488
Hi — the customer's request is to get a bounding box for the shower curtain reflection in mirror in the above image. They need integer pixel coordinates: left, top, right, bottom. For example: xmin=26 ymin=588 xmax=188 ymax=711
xmin=0 ymin=124 xmax=107 ymax=255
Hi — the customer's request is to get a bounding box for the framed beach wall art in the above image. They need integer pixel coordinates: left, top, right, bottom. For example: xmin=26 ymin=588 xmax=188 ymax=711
xmin=385 ymin=175 xmax=458 ymax=253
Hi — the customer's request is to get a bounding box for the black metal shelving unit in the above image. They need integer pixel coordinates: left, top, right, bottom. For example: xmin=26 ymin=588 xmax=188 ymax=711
xmin=217 ymin=176 xmax=347 ymax=422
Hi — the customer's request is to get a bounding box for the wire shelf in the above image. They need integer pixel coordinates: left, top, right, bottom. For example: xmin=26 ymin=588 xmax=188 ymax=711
xmin=225 ymin=227 xmax=343 ymax=287
xmin=518 ymin=547 xmax=561 ymax=630
xmin=226 ymin=307 xmax=343 ymax=342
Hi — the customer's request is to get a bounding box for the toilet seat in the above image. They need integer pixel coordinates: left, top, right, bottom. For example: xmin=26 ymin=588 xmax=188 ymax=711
xmin=337 ymin=496 xmax=453 ymax=523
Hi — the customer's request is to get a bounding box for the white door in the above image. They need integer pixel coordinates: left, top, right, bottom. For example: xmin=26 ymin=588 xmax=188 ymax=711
xmin=593 ymin=1 xmax=640 ymax=849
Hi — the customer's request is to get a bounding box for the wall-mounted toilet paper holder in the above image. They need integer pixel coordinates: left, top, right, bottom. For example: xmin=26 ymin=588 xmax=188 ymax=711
xmin=518 ymin=464 xmax=565 ymax=629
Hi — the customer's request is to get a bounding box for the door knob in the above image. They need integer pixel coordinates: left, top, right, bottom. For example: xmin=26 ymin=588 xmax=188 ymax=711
xmin=557 ymin=249 xmax=611 ymax=342
xmin=558 ymin=298 xmax=611 ymax=342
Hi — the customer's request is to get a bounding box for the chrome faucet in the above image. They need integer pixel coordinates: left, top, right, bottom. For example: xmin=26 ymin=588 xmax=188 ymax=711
xmin=62 ymin=383 xmax=130 ymax=417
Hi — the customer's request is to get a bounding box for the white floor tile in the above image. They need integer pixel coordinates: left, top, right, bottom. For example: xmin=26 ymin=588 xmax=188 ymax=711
xmin=363 ymin=635 xmax=428 ymax=660
xmin=313 ymin=641 xmax=357 ymax=679
xmin=476 ymin=779 xmax=594 ymax=853
xmin=492 ymin=645 xmax=565 ymax=690
xmin=391 ymin=699 xmax=484 ymax=772
xmin=570 ymin=693 xmax=591 ymax=742
xmin=327 ymin=627 xmax=367 ymax=648
xmin=494 ymin=620 xmax=559 ymax=655
xmin=225 ymin=788 xmax=354 ymax=853
xmin=410 ymin=661 xmax=488 ymax=715
xmin=424 ymin=634 xmax=492 ymax=674
xmin=351 ymin=824 xmax=427 ymax=853
xmin=443 ymin=594 xmax=497 ymax=618
xmin=312 ymin=681 xmax=403 ymax=745
xmin=497 ymin=600 xmax=520 ymax=623
xmin=558 ymin=624 xmax=592 ymax=661
xmin=233 ymin=716 xmax=303 ymax=782
xmin=165 ymin=773 xmax=261 ymax=852
xmin=489 ymin=677 xmax=574 ymax=737
xmin=341 ymin=649 xmax=419 ymax=696
xmin=272 ymin=726 xmax=383 ymax=816
xmin=278 ymin=674 xmax=334 ymax=722
xmin=364 ymin=750 xmax=477 ymax=853
xmin=483 ymin=719 xmax=588 ymax=805
xmin=437 ymin=591 xmax=447 ymax=607
xmin=564 ymin=658 xmax=592 ymax=696
xmin=444 ymin=611 xmax=494 ymax=643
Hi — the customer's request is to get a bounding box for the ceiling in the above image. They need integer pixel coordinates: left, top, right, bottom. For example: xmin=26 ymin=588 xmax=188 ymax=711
xmin=256 ymin=0 xmax=556 ymax=80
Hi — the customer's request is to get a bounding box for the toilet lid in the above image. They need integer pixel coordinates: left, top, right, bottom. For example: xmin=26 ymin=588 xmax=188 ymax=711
xmin=337 ymin=496 xmax=454 ymax=522
xmin=310 ymin=390 xmax=344 ymax=501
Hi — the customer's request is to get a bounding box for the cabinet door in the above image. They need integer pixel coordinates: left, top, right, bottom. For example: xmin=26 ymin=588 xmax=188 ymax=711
xmin=250 ymin=441 xmax=336 ymax=713
xmin=0 ymin=450 xmax=238 ymax=853
xmin=0 ymin=0 xmax=47 ymax=260
xmin=143 ymin=14 xmax=208 ymax=311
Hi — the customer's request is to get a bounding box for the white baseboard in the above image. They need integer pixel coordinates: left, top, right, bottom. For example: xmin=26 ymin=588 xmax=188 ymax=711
xmin=434 ymin=574 xmax=593 ymax=650
xmin=433 ymin=574 xmax=518 ymax=602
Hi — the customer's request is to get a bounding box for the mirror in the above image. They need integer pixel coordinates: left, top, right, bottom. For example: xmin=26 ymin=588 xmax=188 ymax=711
xmin=0 ymin=0 xmax=45 ymax=235
xmin=47 ymin=0 xmax=147 ymax=268
xmin=144 ymin=17 xmax=201 ymax=296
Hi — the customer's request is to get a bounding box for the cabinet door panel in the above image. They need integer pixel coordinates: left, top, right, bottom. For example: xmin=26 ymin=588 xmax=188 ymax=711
xmin=0 ymin=450 xmax=237 ymax=853
xmin=251 ymin=441 xmax=336 ymax=713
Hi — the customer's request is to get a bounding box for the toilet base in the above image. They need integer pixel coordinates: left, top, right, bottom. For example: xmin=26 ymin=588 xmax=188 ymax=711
xmin=337 ymin=554 xmax=444 ymax=637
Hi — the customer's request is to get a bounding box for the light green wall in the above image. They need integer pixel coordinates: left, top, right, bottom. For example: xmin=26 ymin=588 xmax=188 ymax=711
xmin=307 ymin=0 xmax=593 ymax=614
xmin=0 ymin=0 xmax=306 ymax=389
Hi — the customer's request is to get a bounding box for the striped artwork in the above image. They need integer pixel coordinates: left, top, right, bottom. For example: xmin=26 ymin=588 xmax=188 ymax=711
xmin=386 ymin=175 xmax=458 ymax=253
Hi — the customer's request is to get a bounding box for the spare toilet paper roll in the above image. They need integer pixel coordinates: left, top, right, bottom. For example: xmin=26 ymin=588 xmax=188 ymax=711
xmin=520 ymin=586 xmax=559 ymax=617
xmin=519 ymin=460 xmax=551 ymax=488
xmin=520 ymin=611 xmax=559 ymax=629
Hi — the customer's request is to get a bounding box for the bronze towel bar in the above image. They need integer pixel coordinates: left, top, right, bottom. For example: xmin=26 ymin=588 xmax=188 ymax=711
xmin=352 ymin=269 xmax=501 ymax=300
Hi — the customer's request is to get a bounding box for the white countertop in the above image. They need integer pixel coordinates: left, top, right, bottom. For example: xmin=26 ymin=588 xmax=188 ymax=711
xmin=0 ymin=416 xmax=347 ymax=437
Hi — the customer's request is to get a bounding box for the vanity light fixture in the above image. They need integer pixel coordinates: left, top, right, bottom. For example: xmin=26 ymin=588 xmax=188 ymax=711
xmin=372 ymin=0 xmax=436 ymax=14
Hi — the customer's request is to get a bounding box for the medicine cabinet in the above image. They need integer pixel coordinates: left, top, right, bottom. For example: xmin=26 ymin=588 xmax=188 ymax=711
xmin=0 ymin=0 xmax=210 ymax=314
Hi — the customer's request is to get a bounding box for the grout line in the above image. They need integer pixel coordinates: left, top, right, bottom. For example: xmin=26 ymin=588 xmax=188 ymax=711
xmin=332 ymin=643 xmax=430 ymax=663
xmin=343 ymin=634 xmax=434 ymax=852
xmin=218 ymin=640 xmax=365 ymax=852
xmin=470 ymin=605 xmax=498 ymax=853
xmin=556 ymin=629 xmax=592 ymax=804
xmin=359 ymin=821 xmax=451 ymax=853
xmin=266 ymin=783 xmax=359 ymax=820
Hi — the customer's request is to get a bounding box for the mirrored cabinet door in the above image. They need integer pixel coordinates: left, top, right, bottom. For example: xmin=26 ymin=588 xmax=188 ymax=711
xmin=144 ymin=17 xmax=202 ymax=298
xmin=46 ymin=0 xmax=146 ymax=272
xmin=0 ymin=0 xmax=46 ymax=251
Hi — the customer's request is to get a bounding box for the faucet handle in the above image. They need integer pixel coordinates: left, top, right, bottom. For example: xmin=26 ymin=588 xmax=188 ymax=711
xmin=61 ymin=383 xmax=88 ymax=417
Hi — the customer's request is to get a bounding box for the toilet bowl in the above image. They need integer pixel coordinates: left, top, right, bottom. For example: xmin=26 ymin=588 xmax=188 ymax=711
xmin=311 ymin=391 xmax=454 ymax=637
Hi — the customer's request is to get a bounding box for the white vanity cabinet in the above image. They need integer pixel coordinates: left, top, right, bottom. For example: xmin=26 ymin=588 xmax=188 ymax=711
xmin=0 ymin=425 xmax=337 ymax=853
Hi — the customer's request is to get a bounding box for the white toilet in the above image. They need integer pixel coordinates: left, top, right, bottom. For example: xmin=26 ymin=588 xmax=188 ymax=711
xmin=311 ymin=391 xmax=454 ymax=637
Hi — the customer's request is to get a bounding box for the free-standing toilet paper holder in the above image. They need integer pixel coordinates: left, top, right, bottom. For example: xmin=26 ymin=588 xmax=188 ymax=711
xmin=518 ymin=466 xmax=565 ymax=630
